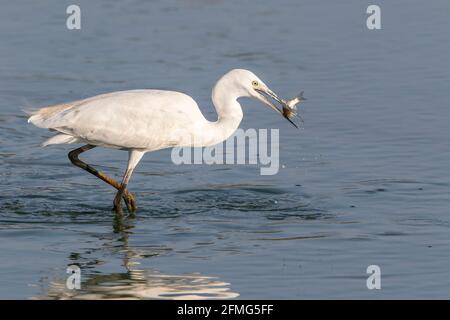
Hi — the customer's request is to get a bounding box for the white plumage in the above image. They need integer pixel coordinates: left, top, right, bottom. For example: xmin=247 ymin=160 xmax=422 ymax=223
xmin=28 ymin=69 xmax=288 ymax=213
xmin=30 ymin=90 xmax=209 ymax=149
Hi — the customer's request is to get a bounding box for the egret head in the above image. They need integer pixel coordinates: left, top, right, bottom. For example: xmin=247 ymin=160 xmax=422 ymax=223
xmin=217 ymin=69 xmax=295 ymax=127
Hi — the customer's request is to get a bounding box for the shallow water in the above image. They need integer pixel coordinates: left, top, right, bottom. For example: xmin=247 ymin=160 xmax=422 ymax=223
xmin=1 ymin=0 xmax=450 ymax=299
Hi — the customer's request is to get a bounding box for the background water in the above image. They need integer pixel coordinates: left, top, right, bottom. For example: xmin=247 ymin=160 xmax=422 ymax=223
xmin=0 ymin=0 xmax=449 ymax=299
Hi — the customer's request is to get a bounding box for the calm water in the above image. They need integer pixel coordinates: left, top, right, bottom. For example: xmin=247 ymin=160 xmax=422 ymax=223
xmin=1 ymin=0 xmax=450 ymax=299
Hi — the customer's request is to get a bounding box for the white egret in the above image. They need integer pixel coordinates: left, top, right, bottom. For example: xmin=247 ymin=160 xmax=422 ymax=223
xmin=28 ymin=69 xmax=296 ymax=214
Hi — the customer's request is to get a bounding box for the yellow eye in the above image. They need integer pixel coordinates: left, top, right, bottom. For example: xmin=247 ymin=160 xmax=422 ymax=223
xmin=252 ymin=80 xmax=259 ymax=87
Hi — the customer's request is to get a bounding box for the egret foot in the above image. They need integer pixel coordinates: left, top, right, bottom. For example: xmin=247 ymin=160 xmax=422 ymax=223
xmin=113 ymin=191 xmax=124 ymax=215
xmin=123 ymin=191 xmax=137 ymax=213
xmin=113 ymin=184 xmax=131 ymax=215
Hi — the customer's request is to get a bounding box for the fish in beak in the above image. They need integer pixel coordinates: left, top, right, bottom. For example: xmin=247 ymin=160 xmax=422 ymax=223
xmin=255 ymin=88 xmax=306 ymax=128
xmin=281 ymin=91 xmax=306 ymax=128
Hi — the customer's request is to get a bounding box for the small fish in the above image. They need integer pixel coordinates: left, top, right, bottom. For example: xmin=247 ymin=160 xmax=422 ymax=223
xmin=281 ymin=91 xmax=306 ymax=128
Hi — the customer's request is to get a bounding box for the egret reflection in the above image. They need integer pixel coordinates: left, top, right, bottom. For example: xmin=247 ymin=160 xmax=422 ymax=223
xmin=42 ymin=269 xmax=239 ymax=300
xmin=36 ymin=214 xmax=239 ymax=300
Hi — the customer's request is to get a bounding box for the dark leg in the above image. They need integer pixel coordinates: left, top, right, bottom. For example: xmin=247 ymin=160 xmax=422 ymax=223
xmin=68 ymin=144 xmax=137 ymax=212
xmin=113 ymin=183 xmax=128 ymax=215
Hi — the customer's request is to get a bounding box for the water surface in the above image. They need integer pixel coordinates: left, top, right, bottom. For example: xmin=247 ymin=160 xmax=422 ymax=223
xmin=1 ymin=0 xmax=450 ymax=299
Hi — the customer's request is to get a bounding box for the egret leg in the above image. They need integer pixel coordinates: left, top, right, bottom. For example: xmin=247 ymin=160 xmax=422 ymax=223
xmin=113 ymin=150 xmax=144 ymax=215
xmin=68 ymin=144 xmax=137 ymax=212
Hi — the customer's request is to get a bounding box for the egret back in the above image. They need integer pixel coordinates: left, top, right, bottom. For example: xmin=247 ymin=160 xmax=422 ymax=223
xmin=29 ymin=90 xmax=209 ymax=151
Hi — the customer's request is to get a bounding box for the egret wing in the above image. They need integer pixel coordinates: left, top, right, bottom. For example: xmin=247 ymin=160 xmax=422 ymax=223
xmin=30 ymin=90 xmax=206 ymax=150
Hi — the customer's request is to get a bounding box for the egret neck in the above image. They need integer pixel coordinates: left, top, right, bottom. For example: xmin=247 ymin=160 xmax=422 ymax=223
xmin=199 ymin=81 xmax=244 ymax=147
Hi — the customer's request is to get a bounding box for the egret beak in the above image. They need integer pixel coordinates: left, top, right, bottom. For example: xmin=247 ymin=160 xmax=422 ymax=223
xmin=255 ymin=88 xmax=298 ymax=128
xmin=255 ymin=88 xmax=284 ymax=115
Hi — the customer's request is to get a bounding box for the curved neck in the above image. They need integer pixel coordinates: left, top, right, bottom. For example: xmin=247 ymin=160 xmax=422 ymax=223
xmin=198 ymin=88 xmax=243 ymax=147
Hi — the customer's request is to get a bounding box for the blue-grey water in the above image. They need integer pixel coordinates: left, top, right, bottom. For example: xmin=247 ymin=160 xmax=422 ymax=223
xmin=1 ymin=0 xmax=450 ymax=299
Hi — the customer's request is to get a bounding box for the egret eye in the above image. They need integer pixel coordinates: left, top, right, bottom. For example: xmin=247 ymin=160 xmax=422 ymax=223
xmin=252 ymin=80 xmax=259 ymax=87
